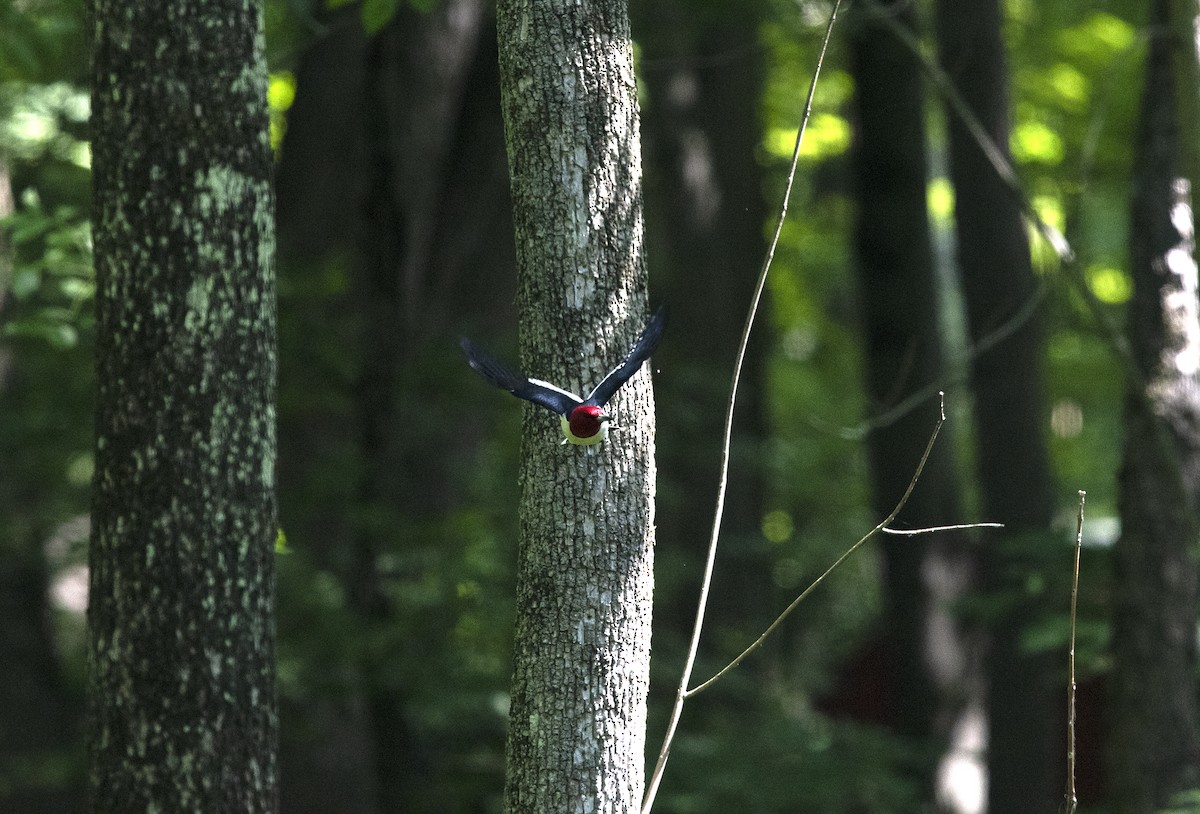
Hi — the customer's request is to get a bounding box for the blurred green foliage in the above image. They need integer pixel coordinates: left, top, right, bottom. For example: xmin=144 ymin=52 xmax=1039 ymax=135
xmin=0 ymin=0 xmax=1155 ymax=810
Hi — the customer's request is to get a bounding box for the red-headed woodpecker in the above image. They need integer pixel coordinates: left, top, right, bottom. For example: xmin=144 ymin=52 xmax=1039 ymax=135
xmin=461 ymin=306 xmax=666 ymax=445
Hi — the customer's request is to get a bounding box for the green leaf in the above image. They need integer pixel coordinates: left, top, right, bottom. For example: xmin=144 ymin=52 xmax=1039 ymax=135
xmin=9 ymin=215 xmax=54 ymax=245
xmin=10 ymin=266 xmax=41 ymax=299
xmin=3 ymin=315 xmax=78 ymax=349
xmin=360 ymin=0 xmax=399 ymax=33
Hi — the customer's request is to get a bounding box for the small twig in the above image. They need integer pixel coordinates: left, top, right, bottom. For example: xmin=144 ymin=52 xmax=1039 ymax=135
xmin=688 ymin=393 xmax=960 ymax=697
xmin=802 ymin=271 xmax=1049 ymax=441
xmin=1062 ymin=490 xmax=1085 ymax=814
xmin=881 ymin=522 xmax=1004 ymax=536
xmin=861 ymin=0 xmax=1072 ymax=262
xmin=822 ymin=0 xmax=1153 ymax=453
xmin=639 ymin=3 xmax=844 ymax=810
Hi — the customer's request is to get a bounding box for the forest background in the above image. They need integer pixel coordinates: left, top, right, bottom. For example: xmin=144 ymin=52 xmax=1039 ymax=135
xmin=0 ymin=0 xmax=1182 ymax=811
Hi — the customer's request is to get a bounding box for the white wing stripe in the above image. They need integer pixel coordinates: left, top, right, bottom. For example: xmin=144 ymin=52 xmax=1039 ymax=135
xmin=528 ymin=377 xmax=584 ymax=404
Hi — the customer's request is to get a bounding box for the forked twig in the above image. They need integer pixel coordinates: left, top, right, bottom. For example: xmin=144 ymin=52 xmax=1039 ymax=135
xmin=644 ymin=388 xmax=999 ymax=808
xmin=640 ymin=3 xmax=844 ymax=810
xmin=688 ymin=394 xmax=999 ymax=696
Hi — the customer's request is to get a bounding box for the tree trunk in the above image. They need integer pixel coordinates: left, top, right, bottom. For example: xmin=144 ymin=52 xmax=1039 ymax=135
xmin=496 ymin=1 xmax=655 ymax=810
xmin=350 ymin=3 xmax=500 ymax=810
xmin=1110 ymin=1 xmax=1200 ymax=809
xmin=633 ymin=0 xmax=772 ymax=654
xmin=847 ymin=2 xmax=977 ymax=806
xmin=933 ymin=0 xmax=1060 ymax=810
xmin=87 ymin=0 xmax=278 ymax=809
xmin=274 ymin=4 xmax=517 ymax=809
xmin=272 ymin=13 xmax=381 ymax=813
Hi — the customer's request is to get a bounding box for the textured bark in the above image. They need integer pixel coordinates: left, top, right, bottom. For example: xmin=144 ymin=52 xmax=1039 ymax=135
xmin=847 ymin=2 xmax=976 ymax=805
xmin=1110 ymin=2 xmax=1200 ymax=809
xmin=933 ymin=0 xmax=1060 ymax=810
xmin=496 ymin=0 xmax=655 ymax=810
xmin=87 ymin=0 xmax=278 ymax=809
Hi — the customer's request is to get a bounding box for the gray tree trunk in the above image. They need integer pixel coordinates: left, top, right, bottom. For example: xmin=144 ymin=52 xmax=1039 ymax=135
xmin=933 ymin=0 xmax=1060 ymax=810
xmin=847 ymin=3 xmax=976 ymax=807
xmin=87 ymin=0 xmax=278 ymax=810
xmin=1110 ymin=1 xmax=1200 ymax=809
xmin=495 ymin=1 xmax=656 ymax=811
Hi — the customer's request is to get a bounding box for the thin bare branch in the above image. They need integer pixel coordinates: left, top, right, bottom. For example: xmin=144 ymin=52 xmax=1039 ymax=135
xmin=807 ymin=279 xmax=1048 ymax=441
xmin=686 ymin=392 xmax=947 ymax=698
xmin=1061 ymin=490 xmax=1085 ymax=814
xmin=640 ymin=4 xmax=844 ymax=810
xmin=881 ymin=522 xmax=1004 ymax=536
xmin=861 ymin=0 xmax=1072 ymax=261
xmin=817 ymin=0 xmax=1153 ymax=453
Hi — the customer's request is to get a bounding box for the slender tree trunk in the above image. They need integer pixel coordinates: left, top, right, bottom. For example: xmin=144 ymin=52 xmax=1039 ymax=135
xmin=0 ymin=157 xmax=87 ymax=810
xmin=350 ymin=4 xmax=497 ymax=810
xmin=496 ymin=1 xmax=656 ymax=810
xmin=633 ymin=0 xmax=772 ymax=648
xmin=272 ymin=14 xmax=383 ymax=814
xmin=847 ymin=3 xmax=976 ymax=807
xmin=274 ymin=5 xmax=516 ymax=809
xmin=87 ymin=0 xmax=278 ymax=809
xmin=933 ymin=0 xmax=1060 ymax=810
xmin=1110 ymin=2 xmax=1200 ymax=809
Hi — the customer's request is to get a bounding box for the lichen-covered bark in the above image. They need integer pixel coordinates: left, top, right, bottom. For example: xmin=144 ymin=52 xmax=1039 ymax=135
xmin=87 ymin=1 xmax=278 ymax=810
xmin=1111 ymin=4 xmax=1200 ymax=809
xmin=496 ymin=0 xmax=655 ymax=811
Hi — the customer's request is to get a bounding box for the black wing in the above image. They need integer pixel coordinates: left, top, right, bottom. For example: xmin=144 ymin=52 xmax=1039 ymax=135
xmin=585 ymin=305 xmax=667 ymax=407
xmin=460 ymin=337 xmax=582 ymax=416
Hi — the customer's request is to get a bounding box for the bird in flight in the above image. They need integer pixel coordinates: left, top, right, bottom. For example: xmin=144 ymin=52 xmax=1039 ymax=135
xmin=461 ymin=306 xmax=666 ymax=446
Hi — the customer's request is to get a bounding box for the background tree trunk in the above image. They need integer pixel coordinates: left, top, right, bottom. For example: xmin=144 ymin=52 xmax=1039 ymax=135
xmin=87 ymin=0 xmax=278 ymax=808
xmin=349 ymin=4 xmax=498 ymax=810
xmin=632 ymin=0 xmax=772 ymax=702
xmin=272 ymin=13 xmax=380 ymax=813
xmin=934 ymin=0 xmax=1060 ymax=810
xmin=0 ymin=152 xmax=85 ymax=812
xmin=1110 ymin=1 xmax=1200 ymax=809
xmin=495 ymin=0 xmax=656 ymax=810
xmin=273 ymin=3 xmax=517 ymax=810
xmin=847 ymin=2 xmax=977 ymax=807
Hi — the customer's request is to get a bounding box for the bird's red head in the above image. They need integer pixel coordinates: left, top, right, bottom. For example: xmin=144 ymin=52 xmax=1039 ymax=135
xmin=567 ymin=404 xmax=608 ymax=440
